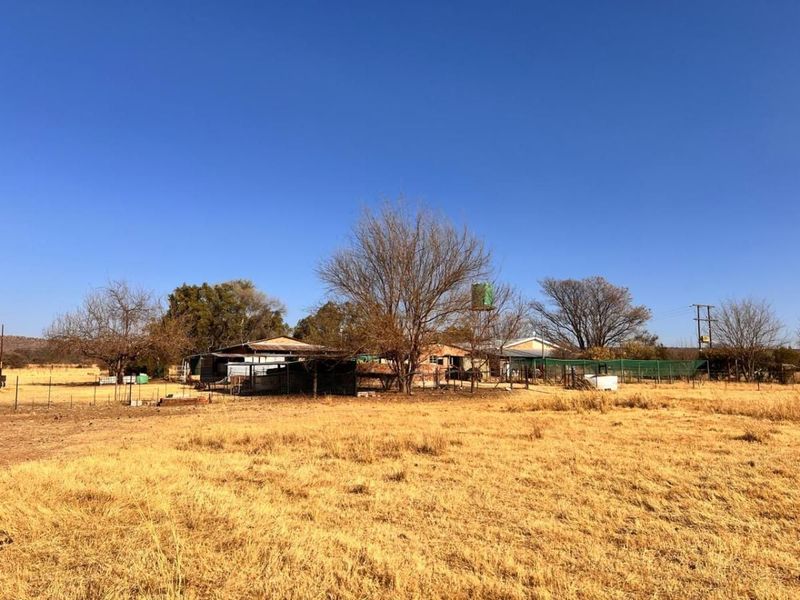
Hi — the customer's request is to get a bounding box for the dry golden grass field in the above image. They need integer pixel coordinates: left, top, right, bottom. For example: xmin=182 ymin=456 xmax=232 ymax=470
xmin=0 ymin=366 xmax=195 ymax=410
xmin=0 ymin=367 xmax=799 ymax=599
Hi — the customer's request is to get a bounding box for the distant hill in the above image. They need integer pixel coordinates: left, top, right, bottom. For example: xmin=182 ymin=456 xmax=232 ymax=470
xmin=2 ymin=335 xmax=48 ymax=353
xmin=1 ymin=335 xmax=73 ymax=367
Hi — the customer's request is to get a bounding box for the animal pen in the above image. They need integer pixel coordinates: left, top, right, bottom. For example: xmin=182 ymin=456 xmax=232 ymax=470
xmin=227 ymin=360 xmax=356 ymax=396
xmin=506 ymin=358 xmax=708 ymax=386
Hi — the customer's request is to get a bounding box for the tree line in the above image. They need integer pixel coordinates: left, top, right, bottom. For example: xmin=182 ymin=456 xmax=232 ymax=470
xmin=45 ymin=280 xmax=290 ymax=381
xmin=43 ymin=202 xmax=796 ymax=387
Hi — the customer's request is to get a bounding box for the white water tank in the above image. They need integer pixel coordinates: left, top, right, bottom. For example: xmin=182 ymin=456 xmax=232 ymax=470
xmin=584 ymin=374 xmax=618 ymax=391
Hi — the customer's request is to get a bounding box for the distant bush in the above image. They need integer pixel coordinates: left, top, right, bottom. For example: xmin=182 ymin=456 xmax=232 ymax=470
xmin=1 ymin=352 xmax=28 ymax=369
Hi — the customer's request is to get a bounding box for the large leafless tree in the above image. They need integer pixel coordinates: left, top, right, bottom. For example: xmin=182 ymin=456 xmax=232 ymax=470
xmin=714 ymin=298 xmax=784 ymax=381
xmin=319 ymin=203 xmax=491 ymax=394
xmin=530 ymin=276 xmax=651 ymax=351
xmin=46 ymin=280 xmax=161 ymax=381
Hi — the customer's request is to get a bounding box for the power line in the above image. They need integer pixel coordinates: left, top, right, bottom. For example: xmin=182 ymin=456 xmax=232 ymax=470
xmin=649 ymin=306 xmax=695 ymax=322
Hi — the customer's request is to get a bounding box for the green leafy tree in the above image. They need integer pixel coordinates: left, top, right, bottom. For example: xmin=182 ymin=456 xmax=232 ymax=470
xmin=293 ymin=301 xmax=357 ymax=347
xmin=165 ymin=280 xmax=289 ymax=352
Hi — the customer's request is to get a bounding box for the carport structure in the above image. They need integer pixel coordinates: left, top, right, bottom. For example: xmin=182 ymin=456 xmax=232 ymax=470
xmin=183 ymin=336 xmax=355 ymax=396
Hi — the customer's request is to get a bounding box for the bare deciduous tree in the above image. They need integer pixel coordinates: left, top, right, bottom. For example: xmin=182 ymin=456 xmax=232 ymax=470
xmin=530 ymin=276 xmax=651 ymax=351
xmin=147 ymin=312 xmax=193 ymax=371
xmin=46 ymin=281 xmax=159 ymax=381
xmin=319 ymin=203 xmax=491 ymax=394
xmin=714 ymin=298 xmax=784 ymax=381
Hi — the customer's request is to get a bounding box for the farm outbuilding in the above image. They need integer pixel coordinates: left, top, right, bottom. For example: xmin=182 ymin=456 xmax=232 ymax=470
xmin=183 ymin=336 xmax=355 ymax=396
xmin=501 ymin=337 xmax=562 ymax=357
xmin=473 ymin=337 xmax=563 ymax=380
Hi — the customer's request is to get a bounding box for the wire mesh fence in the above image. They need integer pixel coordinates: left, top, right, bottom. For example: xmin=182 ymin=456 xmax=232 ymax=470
xmin=0 ymin=368 xmax=205 ymax=413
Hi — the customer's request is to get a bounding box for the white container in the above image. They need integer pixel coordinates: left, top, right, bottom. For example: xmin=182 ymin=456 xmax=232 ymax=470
xmin=584 ymin=374 xmax=618 ymax=391
xmin=228 ymin=363 xmax=280 ymax=377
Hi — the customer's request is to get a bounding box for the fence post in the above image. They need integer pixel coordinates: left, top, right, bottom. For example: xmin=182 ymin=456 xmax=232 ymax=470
xmin=47 ymin=375 xmax=52 ymax=409
xmin=14 ymin=376 xmax=19 ymax=411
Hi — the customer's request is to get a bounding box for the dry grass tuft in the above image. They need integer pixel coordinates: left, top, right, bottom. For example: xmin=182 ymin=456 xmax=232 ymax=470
xmin=704 ymin=395 xmax=800 ymax=423
xmin=384 ymin=467 xmax=408 ymax=482
xmin=412 ymin=431 xmax=450 ymax=455
xmin=735 ymin=427 xmax=772 ymax=443
xmin=504 ymin=392 xmax=611 ymax=413
xmin=178 ymin=429 xmax=304 ymax=455
xmin=613 ymin=392 xmax=671 ymax=410
xmin=348 ymin=480 xmax=371 ymax=494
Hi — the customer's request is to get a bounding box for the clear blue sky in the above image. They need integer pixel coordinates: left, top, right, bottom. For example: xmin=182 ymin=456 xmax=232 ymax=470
xmin=2 ymin=1 xmax=799 ymax=345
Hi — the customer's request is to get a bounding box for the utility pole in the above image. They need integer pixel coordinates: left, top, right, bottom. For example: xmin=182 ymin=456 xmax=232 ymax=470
xmin=692 ymin=304 xmax=715 ymax=379
xmin=706 ymin=305 xmax=713 ymax=348
xmin=692 ymin=304 xmax=715 ymax=350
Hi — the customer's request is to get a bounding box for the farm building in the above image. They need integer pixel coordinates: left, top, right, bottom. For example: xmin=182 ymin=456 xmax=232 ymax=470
xmin=183 ymin=336 xmax=356 ymax=396
xmin=356 ymin=343 xmax=471 ymax=390
xmin=492 ymin=337 xmax=564 ymax=379
xmin=356 ymin=340 xmax=563 ymax=387
xmin=465 ymin=337 xmax=563 ymax=380
xmin=500 ymin=336 xmax=562 ymax=356
xmin=420 ymin=343 xmax=470 ymax=373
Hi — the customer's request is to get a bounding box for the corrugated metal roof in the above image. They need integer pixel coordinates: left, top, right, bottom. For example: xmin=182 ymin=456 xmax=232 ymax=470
xmin=185 ymin=336 xmax=345 ymax=359
xmin=498 ymin=349 xmax=546 ymax=358
xmin=246 ymin=342 xmax=329 ymax=353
